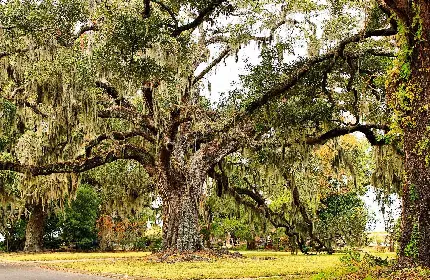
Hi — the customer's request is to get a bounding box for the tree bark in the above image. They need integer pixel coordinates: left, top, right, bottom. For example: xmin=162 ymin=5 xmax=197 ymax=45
xmin=24 ymin=203 xmax=46 ymax=252
xmin=161 ymin=188 xmax=202 ymax=251
xmin=396 ymin=0 xmax=430 ymax=267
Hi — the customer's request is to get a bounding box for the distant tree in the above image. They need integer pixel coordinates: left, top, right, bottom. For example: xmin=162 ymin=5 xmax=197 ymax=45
xmin=316 ymin=192 xmax=370 ymax=251
xmin=202 ymin=193 xmax=268 ymax=250
xmin=0 ymin=217 xmax=26 ymax=252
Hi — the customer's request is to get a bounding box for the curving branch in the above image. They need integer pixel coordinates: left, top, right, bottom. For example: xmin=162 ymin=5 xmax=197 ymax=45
xmin=152 ymin=0 xmax=178 ymax=28
xmin=242 ymin=26 xmax=397 ymax=117
xmin=378 ymin=0 xmax=410 ymax=27
xmin=305 ymin=124 xmax=389 ymax=146
xmin=75 ymin=24 xmax=98 ymax=38
xmin=98 ymin=106 xmax=157 ymax=134
xmin=1 ymin=86 xmax=48 ymax=117
xmin=227 ymin=185 xmax=321 ymax=253
xmin=84 ymin=130 xmax=155 ymax=157
xmin=8 ymin=98 xmax=47 ymax=118
xmin=0 ymin=144 xmax=155 ymax=176
xmin=172 ymin=0 xmax=228 ymax=37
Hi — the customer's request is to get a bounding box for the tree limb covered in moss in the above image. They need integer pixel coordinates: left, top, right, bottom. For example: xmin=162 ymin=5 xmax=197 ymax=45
xmin=242 ymin=26 xmax=397 ymax=117
xmin=97 ymin=106 xmax=156 ymax=134
xmin=227 ymin=186 xmax=313 ymax=253
xmin=152 ymin=0 xmax=178 ymax=28
xmin=1 ymin=95 xmax=47 ymax=118
xmin=75 ymin=24 xmax=98 ymax=39
xmin=84 ymin=130 xmax=155 ymax=157
xmin=378 ymin=0 xmax=410 ymax=26
xmin=0 ymin=144 xmax=155 ymax=176
xmin=208 ymin=165 xmax=329 ymax=253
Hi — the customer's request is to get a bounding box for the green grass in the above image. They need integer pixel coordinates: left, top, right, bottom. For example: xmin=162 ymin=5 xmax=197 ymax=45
xmin=0 ymin=251 xmax=151 ymax=261
xmin=0 ymin=251 xmax=397 ymax=279
xmin=47 ymin=253 xmax=342 ymax=279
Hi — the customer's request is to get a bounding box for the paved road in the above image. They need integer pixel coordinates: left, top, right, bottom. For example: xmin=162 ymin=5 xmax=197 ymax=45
xmin=0 ymin=263 xmax=113 ymax=280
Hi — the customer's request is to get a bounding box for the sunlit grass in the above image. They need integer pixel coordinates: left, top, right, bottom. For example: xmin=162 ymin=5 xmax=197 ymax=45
xmin=0 ymin=250 xmax=397 ymax=279
xmin=0 ymin=251 xmax=151 ymax=261
xmin=47 ymin=253 xmax=342 ymax=279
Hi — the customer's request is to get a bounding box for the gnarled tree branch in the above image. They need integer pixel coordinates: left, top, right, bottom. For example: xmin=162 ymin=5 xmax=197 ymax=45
xmin=243 ymin=26 xmax=397 ymax=116
xmin=0 ymin=144 xmax=155 ymax=176
xmin=84 ymin=130 xmax=155 ymax=157
xmin=152 ymin=0 xmax=178 ymax=28
xmin=98 ymin=106 xmax=157 ymax=134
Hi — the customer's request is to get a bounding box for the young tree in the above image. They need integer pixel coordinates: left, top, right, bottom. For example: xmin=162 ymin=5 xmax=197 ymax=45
xmin=0 ymin=0 xmax=398 ymax=251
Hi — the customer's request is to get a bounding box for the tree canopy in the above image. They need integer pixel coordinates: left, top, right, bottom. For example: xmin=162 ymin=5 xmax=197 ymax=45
xmin=0 ymin=0 xmax=414 ymax=256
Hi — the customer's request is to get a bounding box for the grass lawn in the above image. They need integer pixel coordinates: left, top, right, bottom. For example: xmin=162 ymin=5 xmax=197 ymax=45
xmin=0 ymin=251 xmax=151 ymax=261
xmin=0 ymin=250 xmax=396 ymax=279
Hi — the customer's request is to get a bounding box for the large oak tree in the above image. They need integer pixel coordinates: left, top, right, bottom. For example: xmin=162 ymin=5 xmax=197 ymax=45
xmin=0 ymin=0 xmax=398 ymax=251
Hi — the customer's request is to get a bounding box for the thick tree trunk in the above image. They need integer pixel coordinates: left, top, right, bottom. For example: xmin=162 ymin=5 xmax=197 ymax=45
xmin=398 ymin=1 xmax=430 ymax=267
xmin=161 ymin=188 xmax=203 ymax=251
xmin=24 ymin=204 xmax=46 ymax=252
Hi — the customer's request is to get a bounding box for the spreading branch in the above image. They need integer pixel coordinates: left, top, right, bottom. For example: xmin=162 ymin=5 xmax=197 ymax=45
xmin=84 ymin=130 xmax=155 ymax=157
xmin=305 ymin=124 xmax=389 ymax=146
xmin=378 ymin=0 xmax=410 ymax=27
xmin=98 ymin=106 xmax=157 ymax=134
xmin=172 ymin=0 xmax=227 ymax=37
xmin=152 ymin=0 xmax=178 ymax=28
xmin=75 ymin=23 xmax=98 ymax=39
xmin=227 ymin=185 xmax=315 ymax=253
xmin=1 ymin=86 xmax=48 ymax=117
xmin=0 ymin=144 xmax=155 ymax=176
xmin=243 ymin=26 xmax=397 ymax=116
xmin=8 ymin=98 xmax=47 ymax=118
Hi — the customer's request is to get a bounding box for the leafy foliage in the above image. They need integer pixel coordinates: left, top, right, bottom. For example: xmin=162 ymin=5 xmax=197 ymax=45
xmin=60 ymin=184 xmax=100 ymax=250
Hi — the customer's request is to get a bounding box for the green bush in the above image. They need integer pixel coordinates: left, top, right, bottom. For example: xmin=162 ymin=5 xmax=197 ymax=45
xmin=60 ymin=184 xmax=101 ymax=250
